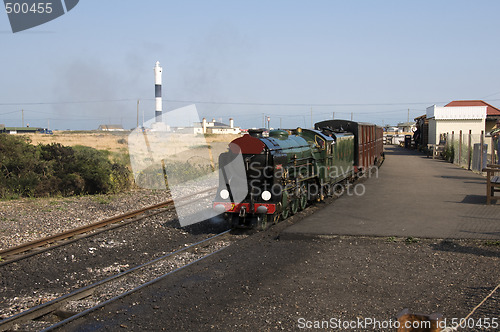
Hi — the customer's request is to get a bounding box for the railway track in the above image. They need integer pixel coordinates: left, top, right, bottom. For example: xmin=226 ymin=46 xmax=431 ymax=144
xmin=0 ymin=187 xmax=217 ymax=266
xmin=0 ymin=229 xmax=242 ymax=331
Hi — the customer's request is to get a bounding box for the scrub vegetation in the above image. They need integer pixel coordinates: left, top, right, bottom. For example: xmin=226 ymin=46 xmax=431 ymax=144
xmin=0 ymin=135 xmax=131 ymax=199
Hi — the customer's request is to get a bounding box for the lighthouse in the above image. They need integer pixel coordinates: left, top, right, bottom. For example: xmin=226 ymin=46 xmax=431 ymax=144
xmin=154 ymin=61 xmax=162 ymax=122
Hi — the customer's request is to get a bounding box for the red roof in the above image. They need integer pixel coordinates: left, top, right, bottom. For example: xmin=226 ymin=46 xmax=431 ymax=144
xmin=445 ymin=100 xmax=500 ymax=116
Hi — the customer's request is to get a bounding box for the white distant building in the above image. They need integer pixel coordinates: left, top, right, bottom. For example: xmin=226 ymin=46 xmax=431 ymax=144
xmin=98 ymin=124 xmax=125 ymax=131
xmin=194 ymin=118 xmax=241 ymax=135
xmin=396 ymin=122 xmax=416 ymax=133
xmin=426 ymin=105 xmax=487 ymax=144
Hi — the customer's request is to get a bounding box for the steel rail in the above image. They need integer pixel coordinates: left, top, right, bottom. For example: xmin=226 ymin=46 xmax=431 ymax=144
xmin=0 ymin=187 xmax=217 ymax=265
xmin=0 ymin=229 xmax=233 ymax=332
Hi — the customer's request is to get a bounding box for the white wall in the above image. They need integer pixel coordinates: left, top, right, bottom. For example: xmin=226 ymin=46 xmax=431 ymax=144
xmin=193 ymin=127 xmax=241 ymax=135
xmin=426 ymin=105 xmax=487 ymax=145
xmin=429 ymin=119 xmax=485 ymax=144
xmin=209 ymin=127 xmax=241 ymax=134
xmin=427 ymin=105 xmax=486 ymax=120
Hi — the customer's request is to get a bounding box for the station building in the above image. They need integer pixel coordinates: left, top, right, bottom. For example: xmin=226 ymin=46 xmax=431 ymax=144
xmin=444 ymin=100 xmax=500 ymax=133
xmin=427 ymin=104 xmax=487 ymax=145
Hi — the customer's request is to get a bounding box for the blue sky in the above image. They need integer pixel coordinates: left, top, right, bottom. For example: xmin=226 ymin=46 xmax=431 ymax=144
xmin=1 ymin=0 xmax=499 ymax=130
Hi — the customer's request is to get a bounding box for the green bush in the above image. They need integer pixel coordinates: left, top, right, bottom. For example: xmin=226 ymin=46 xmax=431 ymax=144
xmin=110 ymin=162 xmax=132 ymax=192
xmin=0 ymin=135 xmax=131 ymax=199
xmin=443 ymin=144 xmax=454 ymax=162
xmin=134 ymin=161 xmax=214 ymax=189
xmin=0 ymin=135 xmax=43 ymax=198
xmin=163 ymin=161 xmax=214 ymax=185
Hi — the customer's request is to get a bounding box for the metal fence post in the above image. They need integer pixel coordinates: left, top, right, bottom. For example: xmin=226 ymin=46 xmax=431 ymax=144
xmin=451 ymin=131 xmax=455 ymax=163
xmin=480 ymin=130 xmax=484 ymax=170
xmin=468 ymin=130 xmax=472 ymax=170
xmin=492 ymin=135 xmax=497 ymax=165
xmin=459 ymin=130 xmax=462 ymax=166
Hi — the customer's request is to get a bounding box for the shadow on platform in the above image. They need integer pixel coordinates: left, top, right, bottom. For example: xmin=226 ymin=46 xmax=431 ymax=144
xmin=431 ymin=240 xmax=500 ymax=258
xmin=440 ymin=175 xmax=484 ymax=181
xmin=383 ymin=146 xmax=421 ymax=156
xmin=454 ymin=195 xmax=490 ymax=205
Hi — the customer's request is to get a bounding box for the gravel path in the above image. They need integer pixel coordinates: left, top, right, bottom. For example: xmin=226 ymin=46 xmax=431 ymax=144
xmin=0 ymin=190 xmax=171 ymax=251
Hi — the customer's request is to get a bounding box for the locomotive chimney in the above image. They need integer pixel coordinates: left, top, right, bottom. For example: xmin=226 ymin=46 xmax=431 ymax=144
xmin=248 ymin=129 xmax=264 ymax=138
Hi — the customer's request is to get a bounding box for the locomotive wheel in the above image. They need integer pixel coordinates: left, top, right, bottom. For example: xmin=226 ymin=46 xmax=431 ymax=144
xmin=299 ymin=194 xmax=307 ymax=210
xmin=257 ymin=214 xmax=268 ymax=231
xmin=290 ymin=199 xmax=299 ymax=215
xmin=326 ymin=184 xmax=335 ymax=197
xmin=281 ymin=207 xmax=289 ymax=220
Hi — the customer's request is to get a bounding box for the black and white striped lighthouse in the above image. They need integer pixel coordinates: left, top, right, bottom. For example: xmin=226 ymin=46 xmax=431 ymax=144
xmin=154 ymin=61 xmax=162 ymax=122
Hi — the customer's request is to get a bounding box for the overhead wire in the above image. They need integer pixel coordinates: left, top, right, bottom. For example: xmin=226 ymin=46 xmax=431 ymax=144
xmin=1 ymin=96 xmax=498 ymax=126
xmin=1 ymin=97 xmax=499 ymax=108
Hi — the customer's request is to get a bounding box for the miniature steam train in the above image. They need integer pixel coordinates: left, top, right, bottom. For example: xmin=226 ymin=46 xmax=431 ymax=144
xmin=213 ymin=120 xmax=384 ymax=230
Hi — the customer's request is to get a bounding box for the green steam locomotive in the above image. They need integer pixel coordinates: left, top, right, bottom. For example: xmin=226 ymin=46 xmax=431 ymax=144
xmin=213 ymin=120 xmax=384 ymax=230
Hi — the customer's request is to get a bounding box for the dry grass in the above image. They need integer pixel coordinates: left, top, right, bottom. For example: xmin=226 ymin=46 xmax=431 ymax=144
xmin=204 ymin=134 xmax=240 ymax=143
xmin=25 ymin=132 xmax=129 ymax=154
xmin=24 ymin=132 xmax=239 ymax=155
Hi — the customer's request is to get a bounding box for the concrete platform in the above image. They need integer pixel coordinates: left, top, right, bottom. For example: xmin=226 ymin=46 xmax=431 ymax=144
xmin=283 ymin=146 xmax=500 ymax=240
